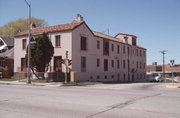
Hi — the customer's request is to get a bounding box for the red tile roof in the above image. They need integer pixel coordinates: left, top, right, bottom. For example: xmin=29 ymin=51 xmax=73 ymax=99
xmin=93 ymin=31 xmax=145 ymax=50
xmin=136 ymin=45 xmax=146 ymax=50
xmin=15 ymin=21 xmax=84 ymax=37
xmin=15 ymin=20 xmax=145 ymax=50
xmin=93 ymin=31 xmax=123 ymax=43
xmin=115 ymin=32 xmax=137 ymax=38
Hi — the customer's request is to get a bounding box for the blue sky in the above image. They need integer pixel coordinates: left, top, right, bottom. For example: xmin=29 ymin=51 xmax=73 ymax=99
xmin=0 ymin=0 xmax=180 ymax=65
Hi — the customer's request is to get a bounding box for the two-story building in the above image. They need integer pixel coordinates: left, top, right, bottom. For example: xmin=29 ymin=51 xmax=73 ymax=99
xmin=14 ymin=15 xmax=146 ymax=82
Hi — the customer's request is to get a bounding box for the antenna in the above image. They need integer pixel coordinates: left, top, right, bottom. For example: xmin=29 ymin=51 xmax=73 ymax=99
xmin=102 ymin=28 xmax=110 ymax=35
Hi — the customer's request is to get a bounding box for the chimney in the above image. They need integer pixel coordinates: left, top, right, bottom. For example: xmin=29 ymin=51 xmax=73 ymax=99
xmin=31 ymin=23 xmax=36 ymax=28
xmin=75 ymin=14 xmax=84 ymax=22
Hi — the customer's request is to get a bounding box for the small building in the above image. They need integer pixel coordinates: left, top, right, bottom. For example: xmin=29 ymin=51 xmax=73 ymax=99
xmin=0 ymin=37 xmax=14 ymax=78
xmin=14 ymin=15 xmax=146 ymax=82
xmin=147 ymin=62 xmax=180 ymax=77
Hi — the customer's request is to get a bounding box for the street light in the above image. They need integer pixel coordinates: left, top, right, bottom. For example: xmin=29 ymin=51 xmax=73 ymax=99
xmin=24 ymin=0 xmax=31 ymax=84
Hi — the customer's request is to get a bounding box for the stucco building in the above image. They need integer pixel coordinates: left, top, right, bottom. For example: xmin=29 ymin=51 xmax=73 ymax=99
xmin=14 ymin=15 xmax=146 ymax=82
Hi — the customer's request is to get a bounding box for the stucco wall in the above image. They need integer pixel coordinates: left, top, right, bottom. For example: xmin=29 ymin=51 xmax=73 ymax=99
xmin=48 ymin=31 xmax=72 ymax=72
xmin=71 ymin=23 xmax=146 ymax=82
xmin=14 ymin=31 xmax=72 ymax=73
xmin=14 ymin=36 xmax=27 ymax=72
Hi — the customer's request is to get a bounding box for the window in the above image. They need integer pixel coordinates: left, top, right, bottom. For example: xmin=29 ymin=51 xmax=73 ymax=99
xmin=136 ymin=49 xmax=138 ymax=56
xmin=105 ymin=75 xmax=107 ymax=79
xmin=123 ymin=45 xmax=126 ymax=54
xmin=111 ymin=75 xmax=114 ymax=79
xmin=127 ymin=47 xmax=130 ymax=55
xmin=0 ymin=60 xmax=5 ymax=67
xmin=117 ymin=60 xmax=120 ymax=69
xmin=103 ymin=39 xmax=109 ymax=55
xmin=123 ymin=60 xmax=126 ymax=68
xmin=80 ymin=36 xmax=87 ymax=51
xmin=111 ymin=60 xmax=114 ymax=68
xmin=143 ymin=51 xmax=146 ymax=57
xmin=140 ymin=62 xmax=142 ymax=69
xmin=81 ymin=56 xmax=86 ymax=72
xmin=124 ymin=74 xmax=126 ymax=81
xmin=133 ymin=50 xmax=135 ymax=55
xmin=97 ymin=40 xmax=100 ymax=49
xmin=117 ymin=45 xmax=120 ymax=54
xmin=137 ymin=73 xmax=139 ymax=79
xmin=104 ymin=59 xmax=108 ymax=71
xmin=132 ymin=37 xmax=136 ymax=46
xmin=55 ymin=35 xmax=61 ymax=47
xmin=137 ymin=61 xmax=139 ymax=68
xmin=140 ymin=50 xmax=142 ymax=56
xmin=21 ymin=58 xmax=26 ymax=71
xmin=111 ymin=44 xmax=114 ymax=51
xmin=22 ymin=39 xmax=27 ymax=50
xmin=97 ymin=58 xmax=100 ymax=67
xmin=97 ymin=75 xmax=100 ymax=79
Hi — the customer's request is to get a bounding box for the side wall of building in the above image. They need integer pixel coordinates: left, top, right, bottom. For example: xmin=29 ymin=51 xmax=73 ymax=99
xmin=14 ymin=36 xmax=27 ymax=73
xmin=71 ymin=24 xmax=146 ymax=82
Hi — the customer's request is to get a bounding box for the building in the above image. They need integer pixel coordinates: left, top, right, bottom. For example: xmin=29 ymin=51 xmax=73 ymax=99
xmin=147 ymin=62 xmax=180 ymax=77
xmin=14 ymin=15 xmax=146 ymax=82
xmin=0 ymin=37 xmax=14 ymax=78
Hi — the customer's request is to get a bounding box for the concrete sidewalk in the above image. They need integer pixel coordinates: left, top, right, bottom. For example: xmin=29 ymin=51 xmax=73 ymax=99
xmin=166 ymin=83 xmax=180 ymax=88
xmin=0 ymin=80 xmax=63 ymax=87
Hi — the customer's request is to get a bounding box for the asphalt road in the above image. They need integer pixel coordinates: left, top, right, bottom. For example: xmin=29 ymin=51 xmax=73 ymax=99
xmin=0 ymin=83 xmax=180 ymax=118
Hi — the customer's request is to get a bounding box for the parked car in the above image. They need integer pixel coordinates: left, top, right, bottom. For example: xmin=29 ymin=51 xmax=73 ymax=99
xmin=148 ymin=73 xmax=164 ymax=82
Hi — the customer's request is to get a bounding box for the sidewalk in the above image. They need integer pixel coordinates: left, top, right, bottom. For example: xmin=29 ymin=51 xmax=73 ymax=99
xmin=166 ymin=83 xmax=180 ymax=88
xmin=0 ymin=80 xmax=63 ymax=87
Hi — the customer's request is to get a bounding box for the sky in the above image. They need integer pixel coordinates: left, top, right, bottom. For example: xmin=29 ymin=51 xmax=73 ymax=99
xmin=0 ymin=0 xmax=180 ymax=65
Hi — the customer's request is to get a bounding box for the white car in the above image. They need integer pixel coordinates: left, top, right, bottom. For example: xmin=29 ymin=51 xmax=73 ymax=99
xmin=149 ymin=74 xmax=164 ymax=82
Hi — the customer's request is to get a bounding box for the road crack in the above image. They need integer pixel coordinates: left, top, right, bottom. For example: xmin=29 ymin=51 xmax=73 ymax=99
xmin=86 ymin=93 xmax=162 ymax=118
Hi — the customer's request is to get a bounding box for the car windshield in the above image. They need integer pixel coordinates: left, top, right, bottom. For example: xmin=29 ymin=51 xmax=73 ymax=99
xmin=0 ymin=40 xmax=4 ymax=46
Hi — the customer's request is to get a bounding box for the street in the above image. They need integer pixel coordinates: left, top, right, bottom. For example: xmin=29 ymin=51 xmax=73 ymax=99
xmin=0 ymin=83 xmax=180 ymax=118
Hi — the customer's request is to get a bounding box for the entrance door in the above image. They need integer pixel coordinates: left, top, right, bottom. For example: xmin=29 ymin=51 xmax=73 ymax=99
xmin=54 ymin=56 xmax=62 ymax=72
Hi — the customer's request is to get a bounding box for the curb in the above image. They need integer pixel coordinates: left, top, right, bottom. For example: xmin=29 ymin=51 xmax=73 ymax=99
xmin=0 ymin=81 xmax=62 ymax=87
xmin=166 ymin=85 xmax=180 ymax=88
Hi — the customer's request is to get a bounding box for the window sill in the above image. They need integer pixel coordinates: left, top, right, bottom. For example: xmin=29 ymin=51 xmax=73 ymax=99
xmin=55 ymin=46 xmax=61 ymax=48
xmin=80 ymin=50 xmax=87 ymax=52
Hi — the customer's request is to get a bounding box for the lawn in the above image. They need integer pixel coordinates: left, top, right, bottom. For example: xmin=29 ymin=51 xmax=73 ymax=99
xmin=0 ymin=77 xmax=51 ymax=83
xmin=63 ymin=81 xmax=101 ymax=86
xmin=0 ymin=77 xmax=21 ymax=81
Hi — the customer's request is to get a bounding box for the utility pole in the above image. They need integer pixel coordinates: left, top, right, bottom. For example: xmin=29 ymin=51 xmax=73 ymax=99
xmin=170 ymin=60 xmax=175 ymax=85
xmin=64 ymin=51 xmax=68 ymax=83
xmin=24 ymin=0 xmax=31 ymax=84
xmin=160 ymin=50 xmax=168 ymax=79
